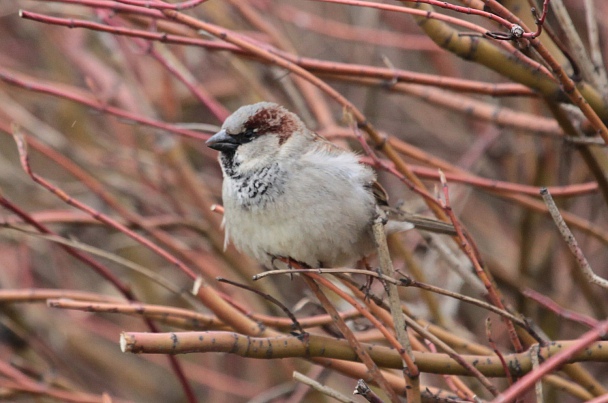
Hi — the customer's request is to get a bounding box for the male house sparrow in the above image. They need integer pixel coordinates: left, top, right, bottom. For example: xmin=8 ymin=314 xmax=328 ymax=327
xmin=206 ymin=102 xmax=452 ymax=269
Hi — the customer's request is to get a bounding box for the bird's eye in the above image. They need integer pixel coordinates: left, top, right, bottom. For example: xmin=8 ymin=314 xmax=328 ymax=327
xmin=232 ymin=128 xmax=257 ymax=145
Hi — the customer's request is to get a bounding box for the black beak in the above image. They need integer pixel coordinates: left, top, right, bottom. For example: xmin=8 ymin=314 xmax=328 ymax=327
xmin=206 ymin=130 xmax=240 ymax=152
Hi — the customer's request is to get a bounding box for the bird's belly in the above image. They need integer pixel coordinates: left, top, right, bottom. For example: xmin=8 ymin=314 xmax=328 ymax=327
xmin=224 ymin=204 xmax=374 ymax=268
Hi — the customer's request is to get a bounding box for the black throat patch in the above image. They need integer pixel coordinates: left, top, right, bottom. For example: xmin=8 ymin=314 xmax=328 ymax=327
xmin=221 ymin=154 xmax=286 ymax=209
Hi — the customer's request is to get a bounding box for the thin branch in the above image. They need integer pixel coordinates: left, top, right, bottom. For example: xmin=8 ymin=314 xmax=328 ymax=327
xmin=372 ymin=218 xmax=421 ymax=402
xmin=540 ymin=188 xmax=608 ymax=289
xmin=217 ymin=277 xmax=306 ymax=335
xmin=292 ymin=371 xmax=354 ymax=403
xmin=254 ymin=268 xmax=526 ymax=328
xmin=492 ymin=320 xmax=608 ymax=402
xmin=302 ymin=275 xmax=401 ymax=403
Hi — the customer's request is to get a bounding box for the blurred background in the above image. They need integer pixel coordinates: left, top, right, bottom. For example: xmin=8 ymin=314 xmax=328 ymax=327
xmin=1 ymin=0 xmax=608 ymax=402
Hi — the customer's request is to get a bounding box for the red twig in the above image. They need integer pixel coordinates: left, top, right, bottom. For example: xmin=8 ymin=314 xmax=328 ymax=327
xmin=523 ymin=288 xmax=599 ymax=329
xmin=0 ymin=194 xmax=132 ymax=298
xmin=11 ymin=129 xmax=198 ymax=280
xmin=357 ymin=159 xmax=598 ymax=198
xmin=302 ymin=274 xmax=404 ymax=402
xmin=310 ymin=273 xmax=419 ymax=378
xmin=438 ymin=171 xmax=524 ymax=353
xmin=0 ymin=66 xmax=209 ymax=141
xmin=20 ymin=9 xmax=239 ymax=52
xmin=39 ymin=0 xmax=166 ymax=17
xmin=99 ymin=11 xmax=230 ymax=121
xmin=321 ymin=0 xmax=514 ymax=31
xmin=0 ymin=187 xmax=197 ymax=403
xmin=313 ymin=0 xmax=553 ymax=78
xmin=486 ymin=318 xmax=514 ymax=386
xmin=351 ymin=123 xmax=444 ymax=212
xmin=424 ymin=340 xmax=477 ymax=401
xmin=528 ymin=0 xmax=551 ymax=39
xmin=113 ymin=0 xmax=209 ymax=10
xmin=276 ymin=5 xmax=438 ymax=52
xmin=481 ymin=0 xmax=608 ymax=142
xmin=492 ymin=320 xmax=608 ymax=403
xmin=19 ymin=10 xmax=539 ymax=97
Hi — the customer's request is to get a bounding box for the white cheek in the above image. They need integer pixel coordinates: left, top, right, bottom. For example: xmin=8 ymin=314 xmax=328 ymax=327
xmin=237 ymin=137 xmax=280 ymax=170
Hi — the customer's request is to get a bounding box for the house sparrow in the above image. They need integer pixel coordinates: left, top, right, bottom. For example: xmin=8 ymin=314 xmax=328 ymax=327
xmin=206 ymin=102 xmax=453 ymax=269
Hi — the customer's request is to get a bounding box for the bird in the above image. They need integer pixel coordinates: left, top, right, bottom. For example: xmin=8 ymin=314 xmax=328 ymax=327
xmin=206 ymin=102 xmax=454 ymax=269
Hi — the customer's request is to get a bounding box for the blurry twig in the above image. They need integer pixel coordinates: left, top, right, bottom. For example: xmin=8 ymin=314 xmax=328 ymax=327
xmin=3 ymin=227 xmax=200 ymax=306
xmin=0 ymin=362 xmax=119 ymax=403
xmin=483 ymin=0 xmax=608 ymax=141
xmin=383 ymin=134 xmax=608 ymax=245
xmin=424 ymin=340 xmax=478 ymax=401
xmin=0 ymin=289 xmax=123 ymax=304
xmin=337 ymin=277 xmax=500 ymax=397
xmin=217 ymin=277 xmax=306 ymax=335
xmin=550 ymin=0 xmax=597 ymax=85
xmin=47 ymin=298 xmax=224 ymax=330
xmin=11 ymin=127 xmax=198 ymax=279
xmin=19 ymin=11 xmax=535 ymax=97
xmin=486 ymin=318 xmax=513 ymax=386
xmin=301 ymin=274 xmax=401 ymax=403
xmin=423 ymin=233 xmax=486 ymax=294
xmin=292 ymin=371 xmax=354 ymax=403
xmin=0 ymin=66 xmax=208 ymax=140
xmin=314 ymin=0 xmax=553 ymax=78
xmin=523 ymin=288 xmax=598 ymax=328
xmin=438 ymin=171 xmax=523 ymax=353
xmin=0 ymin=191 xmax=133 ymax=298
xmin=492 ymin=320 xmax=608 ymax=403
xmin=276 ymin=5 xmax=437 ymax=52
xmin=583 ymin=0 xmax=608 ymax=100
xmin=540 ymin=188 xmax=608 ymax=289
